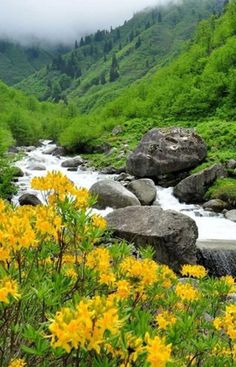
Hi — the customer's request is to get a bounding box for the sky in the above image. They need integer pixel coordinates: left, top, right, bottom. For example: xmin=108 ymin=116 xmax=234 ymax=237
xmin=0 ymin=0 xmax=172 ymax=45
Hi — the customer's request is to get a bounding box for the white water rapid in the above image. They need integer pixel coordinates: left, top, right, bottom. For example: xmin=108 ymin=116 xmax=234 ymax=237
xmin=13 ymin=141 xmax=236 ymax=243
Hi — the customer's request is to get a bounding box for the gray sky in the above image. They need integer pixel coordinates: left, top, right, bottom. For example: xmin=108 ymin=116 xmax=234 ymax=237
xmin=0 ymin=0 xmax=172 ymax=45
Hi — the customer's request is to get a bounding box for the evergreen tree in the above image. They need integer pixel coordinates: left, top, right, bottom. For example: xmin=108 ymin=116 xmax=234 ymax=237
xmin=100 ymin=72 xmax=106 ymax=85
xmin=135 ymin=36 xmax=142 ymax=49
xmin=74 ymin=40 xmax=79 ymax=49
xmin=109 ymin=53 xmax=119 ymax=82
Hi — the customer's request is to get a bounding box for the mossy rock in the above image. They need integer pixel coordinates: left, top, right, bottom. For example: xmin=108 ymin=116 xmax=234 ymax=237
xmin=205 ymin=178 xmax=236 ymax=208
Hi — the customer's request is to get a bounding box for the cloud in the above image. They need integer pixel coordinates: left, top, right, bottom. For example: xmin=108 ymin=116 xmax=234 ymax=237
xmin=0 ymin=0 xmax=172 ymax=45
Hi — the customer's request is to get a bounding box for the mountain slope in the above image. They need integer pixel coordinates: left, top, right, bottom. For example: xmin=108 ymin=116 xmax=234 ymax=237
xmin=17 ymin=0 xmax=224 ymax=112
xmin=0 ymin=40 xmax=69 ymax=85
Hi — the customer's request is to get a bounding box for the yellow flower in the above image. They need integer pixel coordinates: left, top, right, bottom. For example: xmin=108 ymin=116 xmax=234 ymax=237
xmin=0 ymin=247 xmax=11 ymax=263
xmin=146 ymin=335 xmax=171 ymax=367
xmin=156 ymin=311 xmax=176 ymax=330
xmin=99 ymin=272 xmax=116 ymax=286
xmin=175 ymin=283 xmax=199 ymax=302
xmin=0 ymin=277 xmax=20 ymax=304
xmin=116 ymin=280 xmax=132 ymax=299
xmin=8 ymin=359 xmax=26 ymax=367
xmin=86 ymin=248 xmax=111 ymax=274
xmin=181 ymin=265 xmax=207 ymax=279
xmin=213 ymin=317 xmax=222 ymax=330
xmin=91 ymin=214 xmax=107 ymax=231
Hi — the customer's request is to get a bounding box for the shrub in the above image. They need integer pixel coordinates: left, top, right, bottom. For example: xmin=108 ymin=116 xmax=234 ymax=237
xmin=0 ymin=172 xmax=235 ymax=366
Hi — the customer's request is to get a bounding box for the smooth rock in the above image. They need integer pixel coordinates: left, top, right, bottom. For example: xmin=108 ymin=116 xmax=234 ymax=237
xmin=27 ymin=163 xmax=46 ymax=171
xmin=112 ymin=125 xmax=123 ymax=136
xmin=19 ymin=194 xmax=42 ymax=206
xmin=127 ymin=179 xmax=156 ymax=205
xmin=225 ymin=210 xmax=236 ymax=223
xmin=106 ymin=206 xmax=198 ymax=272
xmin=90 ymin=179 xmax=141 ymax=209
xmin=174 ymin=164 xmax=226 ymax=203
xmin=127 ymin=127 xmax=207 ymax=181
xmin=203 ymin=199 xmax=227 ymax=213
xmin=25 ymin=146 xmax=36 ymax=152
xmin=61 ymin=156 xmax=83 ymax=168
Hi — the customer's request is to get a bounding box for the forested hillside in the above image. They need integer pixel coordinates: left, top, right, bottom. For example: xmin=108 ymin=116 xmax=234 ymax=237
xmin=0 ymin=40 xmax=69 ymax=85
xmin=45 ymin=0 xmax=235 ymax=170
xmin=17 ymin=0 xmax=223 ymax=112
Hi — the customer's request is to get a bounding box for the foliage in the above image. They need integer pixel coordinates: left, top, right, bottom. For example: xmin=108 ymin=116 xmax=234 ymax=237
xmin=0 ymin=172 xmax=236 ymax=366
xmin=206 ymin=177 xmax=236 ymax=207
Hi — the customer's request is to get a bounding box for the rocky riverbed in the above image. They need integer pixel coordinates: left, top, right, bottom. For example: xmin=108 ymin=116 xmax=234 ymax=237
xmin=12 ymin=131 xmax=236 ymax=275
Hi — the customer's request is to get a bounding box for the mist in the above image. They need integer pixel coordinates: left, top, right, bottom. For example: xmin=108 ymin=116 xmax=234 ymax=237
xmin=0 ymin=0 xmax=174 ymax=45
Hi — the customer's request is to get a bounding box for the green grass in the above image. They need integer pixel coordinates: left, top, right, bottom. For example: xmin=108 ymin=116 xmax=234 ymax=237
xmin=205 ymin=178 xmax=236 ymax=208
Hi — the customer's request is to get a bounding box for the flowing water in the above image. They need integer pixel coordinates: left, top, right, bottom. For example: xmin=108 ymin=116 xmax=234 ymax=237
xmin=13 ymin=141 xmax=236 ymax=275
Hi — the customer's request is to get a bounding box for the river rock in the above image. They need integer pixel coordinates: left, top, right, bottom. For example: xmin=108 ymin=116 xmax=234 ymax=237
xmin=19 ymin=194 xmax=42 ymax=206
xmin=203 ymin=199 xmax=227 ymax=213
xmin=61 ymin=156 xmax=84 ymax=168
xmin=127 ymin=179 xmax=156 ymax=205
xmin=12 ymin=167 xmax=24 ymax=177
xmin=127 ymin=128 xmax=207 ymax=181
xmin=174 ymin=164 xmax=226 ymax=203
xmin=25 ymin=146 xmax=36 ymax=152
xmin=106 ymin=206 xmax=198 ymax=272
xmin=224 ymin=210 xmax=236 ymax=222
xmin=89 ymin=179 xmax=141 ymax=209
xmin=27 ymin=163 xmax=46 ymax=171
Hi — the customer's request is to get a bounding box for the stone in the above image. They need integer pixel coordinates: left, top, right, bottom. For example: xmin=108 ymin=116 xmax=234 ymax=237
xmin=227 ymin=159 xmax=236 ymax=170
xmin=203 ymin=199 xmax=227 ymax=213
xmin=174 ymin=164 xmax=226 ymax=203
xmin=112 ymin=125 xmax=123 ymax=136
xmin=127 ymin=179 xmax=156 ymax=205
xmin=27 ymin=163 xmax=46 ymax=171
xmin=127 ymin=128 xmax=207 ymax=181
xmin=19 ymin=194 xmax=42 ymax=206
xmin=12 ymin=167 xmax=24 ymax=177
xmin=106 ymin=206 xmax=198 ymax=272
xmin=89 ymin=179 xmax=141 ymax=209
xmin=61 ymin=156 xmax=84 ymax=168
xmin=25 ymin=146 xmax=36 ymax=152
xmin=224 ymin=210 xmax=236 ymax=223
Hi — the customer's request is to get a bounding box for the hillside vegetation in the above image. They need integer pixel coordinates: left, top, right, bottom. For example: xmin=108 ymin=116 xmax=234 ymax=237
xmin=17 ymin=0 xmax=223 ymax=113
xmin=0 ymin=40 xmax=68 ymax=85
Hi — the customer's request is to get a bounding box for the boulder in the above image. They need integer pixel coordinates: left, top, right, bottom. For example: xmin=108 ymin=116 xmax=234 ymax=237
xmin=27 ymin=163 xmax=46 ymax=171
xmin=227 ymin=159 xmax=236 ymax=170
xmin=89 ymin=179 xmax=141 ymax=209
xmin=19 ymin=194 xmax=42 ymax=206
xmin=127 ymin=179 xmax=156 ymax=205
xmin=203 ymin=199 xmax=227 ymax=213
xmin=25 ymin=146 xmax=36 ymax=152
xmin=61 ymin=156 xmax=84 ymax=168
xmin=225 ymin=210 xmax=236 ymax=223
xmin=12 ymin=167 xmax=24 ymax=178
xmin=127 ymin=128 xmax=207 ymax=181
xmin=174 ymin=164 xmax=226 ymax=203
xmin=106 ymin=206 xmax=198 ymax=272
xmin=112 ymin=125 xmax=123 ymax=136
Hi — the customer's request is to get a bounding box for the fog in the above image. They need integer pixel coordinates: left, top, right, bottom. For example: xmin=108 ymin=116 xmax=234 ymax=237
xmin=0 ymin=0 xmax=174 ymax=45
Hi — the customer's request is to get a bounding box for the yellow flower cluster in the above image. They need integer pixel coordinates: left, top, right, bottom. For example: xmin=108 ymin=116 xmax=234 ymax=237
xmin=35 ymin=206 xmax=62 ymax=241
xmin=91 ymin=214 xmax=107 ymax=230
xmin=176 ymin=283 xmax=199 ymax=302
xmin=0 ymin=277 xmax=20 ymax=304
xmin=146 ymin=334 xmax=172 ymax=367
xmin=49 ymin=296 xmax=123 ymax=353
xmin=181 ymin=265 xmax=207 ymax=279
xmin=8 ymin=359 xmax=26 ymax=367
xmin=31 ymin=171 xmax=90 ymax=209
xmin=156 ymin=311 xmax=177 ymax=330
xmin=214 ymin=304 xmax=236 ymax=341
xmin=120 ymin=257 xmax=158 ymax=287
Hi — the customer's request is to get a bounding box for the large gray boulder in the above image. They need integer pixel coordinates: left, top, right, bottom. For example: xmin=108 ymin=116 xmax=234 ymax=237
xmin=127 ymin=179 xmax=156 ymax=205
xmin=174 ymin=164 xmax=226 ymax=203
xmin=61 ymin=156 xmax=84 ymax=168
xmin=19 ymin=194 xmax=42 ymax=206
xmin=225 ymin=210 xmax=236 ymax=223
xmin=89 ymin=180 xmax=141 ymax=209
xmin=127 ymin=128 xmax=207 ymax=181
xmin=106 ymin=206 xmax=198 ymax=272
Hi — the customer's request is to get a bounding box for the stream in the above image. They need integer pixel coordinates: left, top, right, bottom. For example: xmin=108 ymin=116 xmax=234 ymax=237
xmin=13 ymin=141 xmax=236 ymax=247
